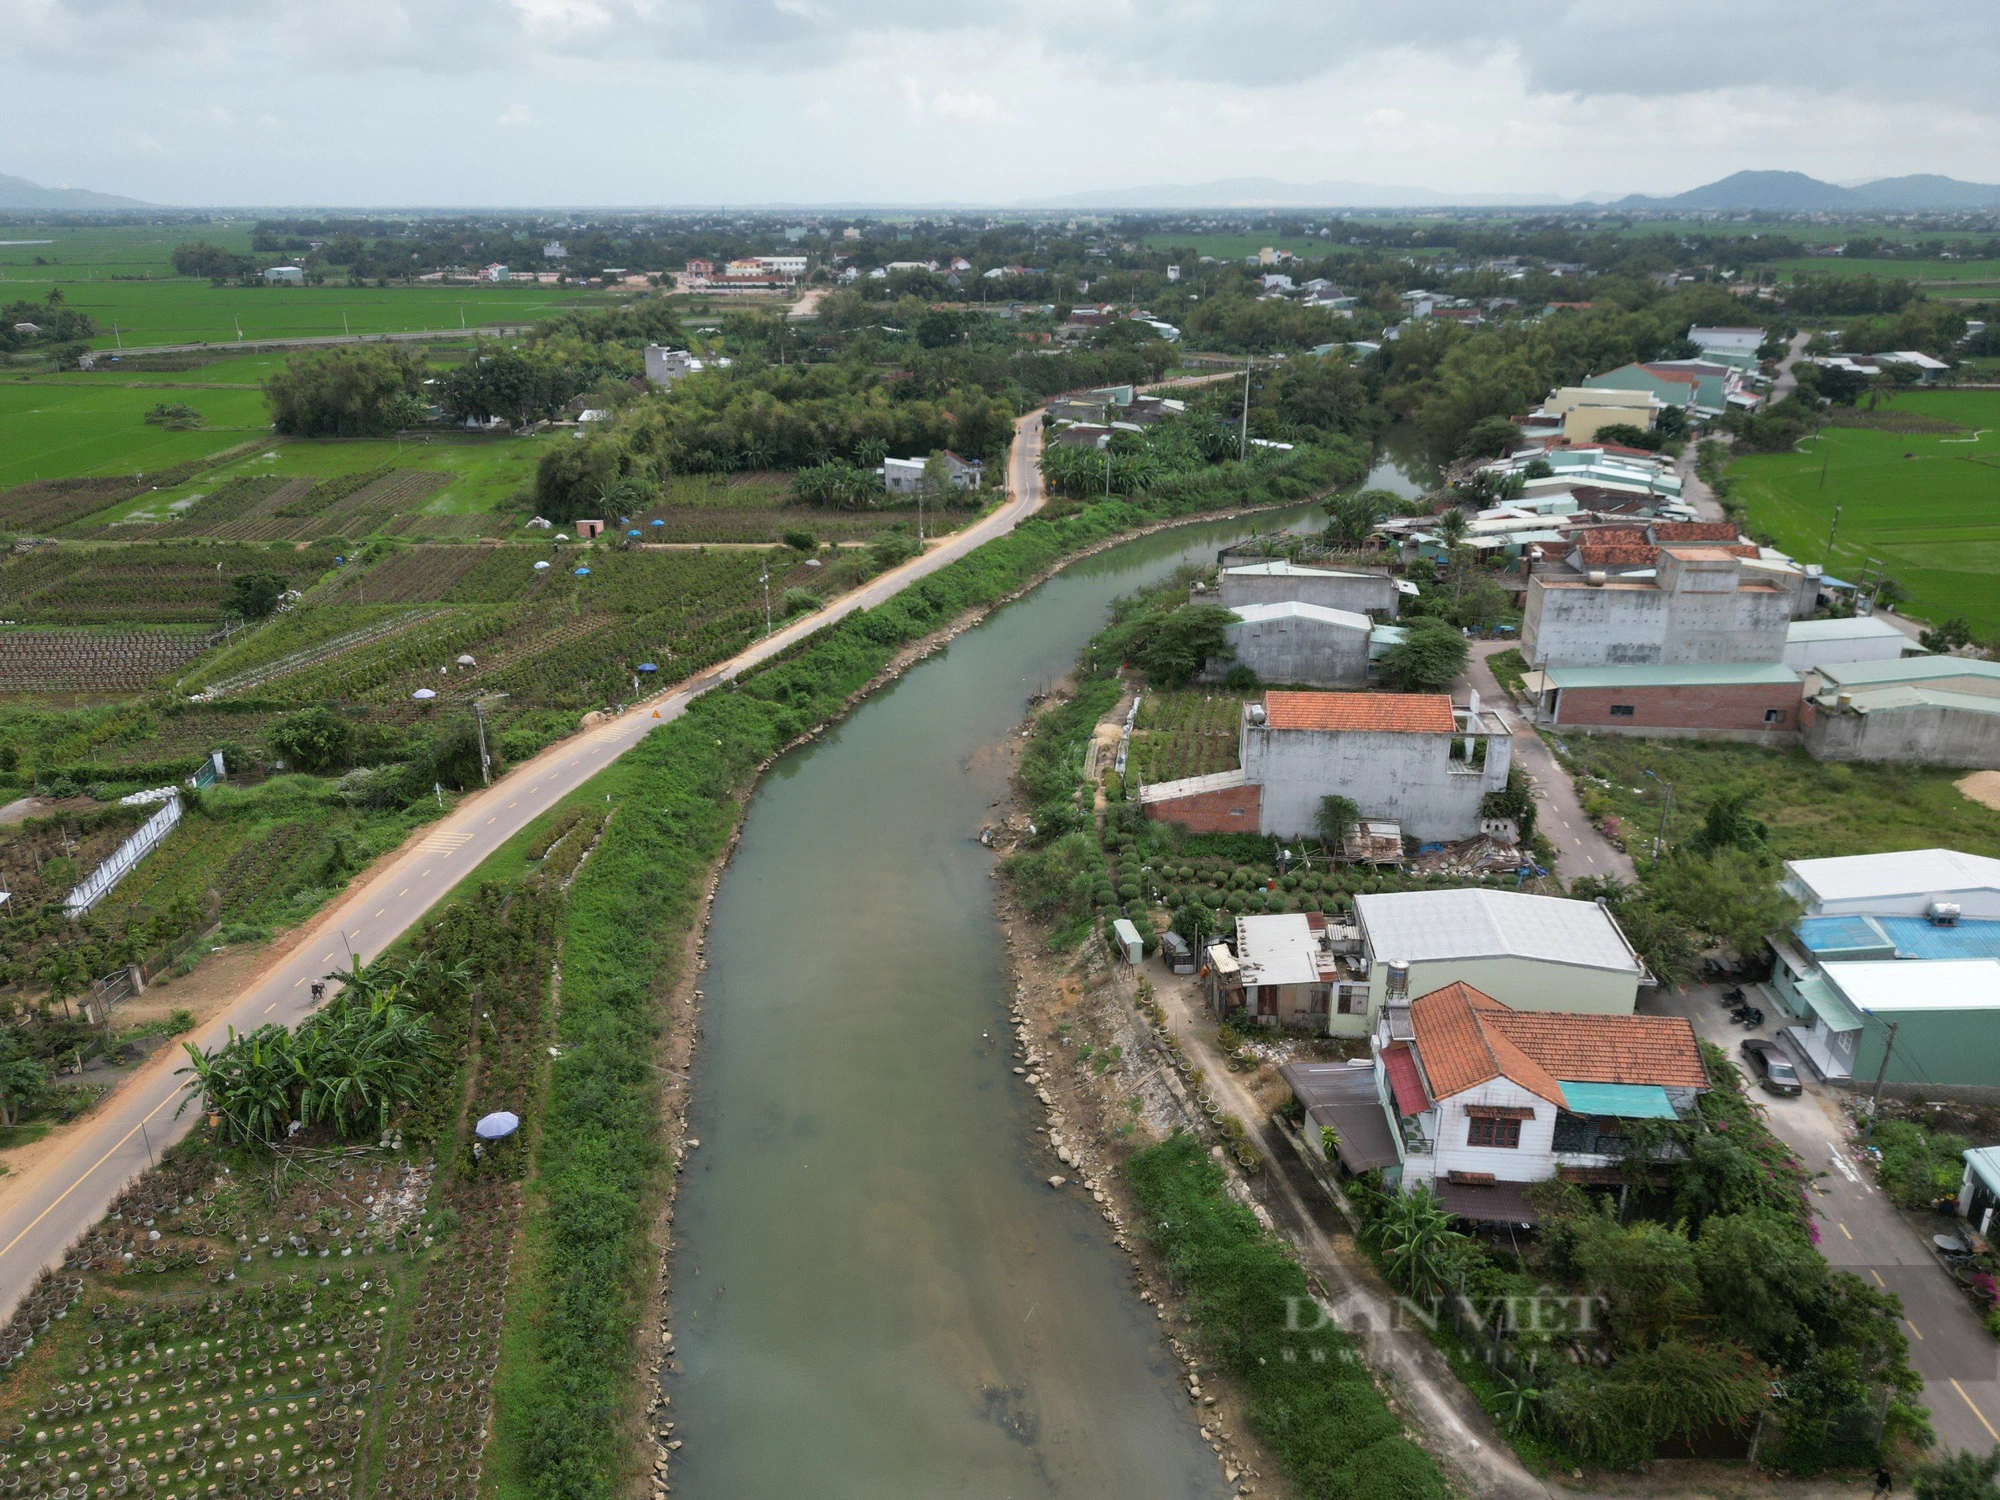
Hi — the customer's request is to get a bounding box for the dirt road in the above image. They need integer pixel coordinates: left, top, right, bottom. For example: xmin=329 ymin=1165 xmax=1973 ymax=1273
xmin=0 ymin=411 xmax=1048 ymax=1321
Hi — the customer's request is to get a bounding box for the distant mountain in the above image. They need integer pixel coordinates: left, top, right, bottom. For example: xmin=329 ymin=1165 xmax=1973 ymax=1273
xmin=0 ymin=172 xmax=151 ymax=211
xmin=1616 ymin=169 xmax=2000 ymax=212
xmin=1027 ymin=177 xmax=1562 ymax=210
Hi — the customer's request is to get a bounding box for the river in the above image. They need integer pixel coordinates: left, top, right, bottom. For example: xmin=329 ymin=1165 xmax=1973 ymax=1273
xmin=663 ymin=502 xmax=1325 ymax=1500
xmin=1362 ymin=422 xmax=1443 ymax=500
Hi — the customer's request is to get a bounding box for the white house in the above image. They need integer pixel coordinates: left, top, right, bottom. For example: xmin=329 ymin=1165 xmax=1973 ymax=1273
xmin=1211 ymin=561 xmax=1400 ymax=620
xmin=1359 ymin=980 xmax=1707 ymax=1221
xmin=262 ymin=266 xmax=304 ymax=284
xmin=1213 ymin=602 xmax=1373 ymax=688
xmin=881 ymin=451 xmax=983 ymax=496
xmin=1780 ymin=849 xmax=2000 ymax=921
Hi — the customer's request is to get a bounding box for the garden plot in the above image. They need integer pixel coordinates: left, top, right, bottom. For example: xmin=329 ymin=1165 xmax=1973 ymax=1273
xmin=0 ymin=546 xmax=337 ymax=627
xmin=0 ymin=481 xmax=147 ymax=534
xmin=0 ymin=632 xmax=218 ymax=697
xmin=1124 ymin=692 xmax=1244 ymax=785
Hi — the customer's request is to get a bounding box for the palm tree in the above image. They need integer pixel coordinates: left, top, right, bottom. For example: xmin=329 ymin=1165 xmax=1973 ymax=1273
xmin=1372 ymin=1185 xmax=1464 ymax=1305
xmin=1436 ymin=506 xmax=1469 ymax=551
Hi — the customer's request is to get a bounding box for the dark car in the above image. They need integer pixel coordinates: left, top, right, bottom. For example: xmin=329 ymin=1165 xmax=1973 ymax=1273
xmin=1740 ymin=1038 xmax=1802 ymax=1097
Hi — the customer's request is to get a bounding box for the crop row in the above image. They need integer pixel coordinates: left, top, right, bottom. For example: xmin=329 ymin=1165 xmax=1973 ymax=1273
xmin=0 ymin=543 xmax=338 ymax=625
xmin=0 ymin=629 xmax=217 ymax=694
xmin=0 ymin=478 xmax=144 ymax=533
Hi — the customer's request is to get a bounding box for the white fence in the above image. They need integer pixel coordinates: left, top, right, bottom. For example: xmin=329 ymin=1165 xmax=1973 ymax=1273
xmin=64 ymin=793 xmax=182 ymax=916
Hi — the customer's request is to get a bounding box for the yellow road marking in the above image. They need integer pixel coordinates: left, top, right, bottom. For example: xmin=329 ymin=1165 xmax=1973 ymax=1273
xmin=1953 ymin=1380 xmax=2000 ymax=1442
xmin=1906 ymin=1319 xmax=1923 ymax=1341
xmin=1871 ymin=1269 xmax=1886 ymax=1287
xmin=0 ymin=1089 xmax=181 ymax=1262
xmin=1838 ymin=1222 xmax=1853 ymax=1240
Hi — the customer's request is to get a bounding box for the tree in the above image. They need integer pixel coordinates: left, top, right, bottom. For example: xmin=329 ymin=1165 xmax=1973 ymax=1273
xmin=1920 ymin=618 xmax=1974 ymax=654
xmin=1913 ymin=1445 xmax=2000 ymax=1500
xmin=0 ymin=1033 xmax=48 ymax=1128
xmin=1323 ymin=488 xmax=1406 ymax=548
xmin=1369 ymin=1185 xmax=1466 ymax=1305
xmin=268 ymin=706 xmax=354 ymax=773
xmin=1111 ymin=604 xmax=1237 ymax=688
xmin=1459 ymin=415 xmax=1521 ymax=459
xmin=1379 ymin=617 xmax=1468 ymax=693
xmin=1687 ymin=791 xmax=1769 ymax=857
xmin=171 ymin=241 xmax=251 ymax=279
xmin=534 ymin=438 xmax=623 ymax=523
xmin=1573 ymin=1213 xmax=1702 ymax=1349
xmin=1316 ymin=795 xmax=1360 ymax=849
xmin=1593 ymin=422 xmax=1666 ymax=452
xmin=223 ymin=572 xmax=289 ymax=621
xmin=265 ymin=346 xmax=423 ymax=438
xmin=1644 ymin=847 xmax=1800 ymax=960
xmin=1694 ymin=1208 xmax=1830 ymax=1360
xmin=35 ymin=949 xmax=82 ymax=1020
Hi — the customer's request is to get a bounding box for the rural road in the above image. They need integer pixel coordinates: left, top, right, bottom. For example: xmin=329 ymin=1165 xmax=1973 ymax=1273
xmin=1647 ymin=982 xmax=2000 ymax=1453
xmin=84 ymin=326 xmax=543 ymax=360
xmin=0 ymin=409 xmax=1048 ymax=1322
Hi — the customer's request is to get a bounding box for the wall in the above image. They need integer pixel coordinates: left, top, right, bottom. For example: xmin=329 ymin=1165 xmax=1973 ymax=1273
xmin=1802 ymin=699 xmax=2000 ymax=768
xmin=1365 ymin=955 xmax=1638 ymax=1019
xmin=1852 ymin=1009 xmax=2000 ymax=1092
xmin=1421 ymin=1078 xmax=1559 ymax=1188
xmin=1554 ymin=680 xmax=1804 ymax=733
xmin=1782 ymin=634 xmax=1912 ymax=672
xmin=1522 ymin=570 xmax=1792 ymax=669
xmin=1215 ymin=571 xmax=1399 ymax=619
xmin=1242 ymin=721 xmax=1510 ymax=844
xmin=1219 ymin=616 xmax=1370 ymax=687
xmin=1142 ymin=778 xmax=1262 ymax=834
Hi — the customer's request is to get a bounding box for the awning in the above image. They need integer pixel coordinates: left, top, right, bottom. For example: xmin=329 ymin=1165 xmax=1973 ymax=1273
xmin=1558 ymin=1082 xmax=1676 ymax=1119
xmin=1280 ymin=1062 xmax=1401 ymax=1173
xmin=1382 ymin=1045 xmax=1428 ymax=1117
xmin=1519 ymin=670 xmax=1550 ymax=695
xmin=1436 ymin=1179 xmax=1540 ymax=1225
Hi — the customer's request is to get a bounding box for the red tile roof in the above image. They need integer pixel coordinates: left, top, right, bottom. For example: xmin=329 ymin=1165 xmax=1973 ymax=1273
xmin=1568 ymin=526 xmax=1650 ymax=546
xmin=1651 ymin=521 xmax=1741 ymax=543
xmin=1640 ymin=365 xmax=1701 ymax=386
xmin=1408 ymin=982 xmax=1707 ymax=1106
xmin=1262 ymin=691 xmax=1456 ymax=735
xmin=1570 ymin=543 xmax=1659 ymax=568
xmin=1383 ymin=1044 xmax=1430 ymax=1118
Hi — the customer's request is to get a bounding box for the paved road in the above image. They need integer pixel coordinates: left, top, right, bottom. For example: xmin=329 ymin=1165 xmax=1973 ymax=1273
xmin=84 ymin=327 xmax=544 ymax=361
xmin=1647 ymin=982 xmax=2000 ymax=1453
xmin=0 ymin=411 xmax=1048 ymax=1321
xmin=1459 ymin=640 xmax=1636 ymax=884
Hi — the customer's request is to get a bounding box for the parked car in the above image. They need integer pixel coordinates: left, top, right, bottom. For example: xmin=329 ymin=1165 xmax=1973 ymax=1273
xmin=1740 ymin=1038 xmax=1802 ymax=1097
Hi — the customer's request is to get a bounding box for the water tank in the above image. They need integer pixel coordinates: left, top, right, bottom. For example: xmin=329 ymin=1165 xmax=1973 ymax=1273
xmin=1386 ymin=959 xmax=1411 ymax=999
xmin=1928 ymin=901 xmax=1962 ymax=927
xmin=1837 ymin=690 xmax=1854 ymax=709
xmin=1246 ymin=704 xmax=1267 ymax=725
xmin=1586 ymin=570 xmax=1607 ymax=587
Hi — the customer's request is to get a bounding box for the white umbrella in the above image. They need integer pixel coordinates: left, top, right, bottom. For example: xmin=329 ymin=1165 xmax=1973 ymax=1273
xmin=534 ymin=560 xmax=551 ymax=571
xmin=475 ymin=1111 xmax=520 ymax=1140
xmin=411 ymin=688 xmax=437 ymax=701
xmin=456 ymin=654 xmax=476 ymax=666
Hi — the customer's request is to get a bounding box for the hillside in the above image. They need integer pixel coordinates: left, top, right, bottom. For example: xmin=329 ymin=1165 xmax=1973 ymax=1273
xmin=0 ymin=172 xmax=150 ymax=210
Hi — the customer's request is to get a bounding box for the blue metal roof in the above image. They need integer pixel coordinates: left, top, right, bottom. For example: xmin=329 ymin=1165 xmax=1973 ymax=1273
xmin=1797 ymin=915 xmax=1896 ymax=958
xmin=1966 ymin=1146 xmax=2000 ymax=1199
xmin=1797 ymin=914 xmax=2000 ymax=962
xmin=1559 ymin=1082 xmax=1677 ymax=1119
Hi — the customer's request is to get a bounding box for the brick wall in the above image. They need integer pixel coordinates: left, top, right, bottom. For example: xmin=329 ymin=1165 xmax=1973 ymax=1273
xmin=1143 ymin=782 xmax=1264 ymax=833
xmin=1554 ymin=680 xmax=1804 ymax=731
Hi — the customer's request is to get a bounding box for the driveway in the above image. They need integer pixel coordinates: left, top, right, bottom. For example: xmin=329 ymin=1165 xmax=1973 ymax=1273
xmin=1459 ymin=640 xmax=1636 ymax=884
xmin=0 ymin=413 xmax=1050 ymax=1323
xmin=1676 ymin=331 xmax=1812 ymax=523
xmin=1645 ymin=982 xmax=2000 ymax=1453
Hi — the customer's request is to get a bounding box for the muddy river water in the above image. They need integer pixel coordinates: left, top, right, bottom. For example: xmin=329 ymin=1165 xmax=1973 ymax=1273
xmin=665 ymin=503 xmax=1324 ymax=1499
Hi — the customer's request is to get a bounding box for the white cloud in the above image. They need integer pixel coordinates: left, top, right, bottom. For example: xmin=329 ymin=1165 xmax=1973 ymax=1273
xmin=496 ymin=103 xmax=536 ymax=126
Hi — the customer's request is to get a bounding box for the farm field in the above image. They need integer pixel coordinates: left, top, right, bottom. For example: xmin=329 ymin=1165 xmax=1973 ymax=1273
xmin=0 ymin=222 xmax=255 ymax=277
xmin=1125 ymin=690 xmax=1243 ymax=784
xmin=0 ymin=380 xmax=270 ymax=488
xmin=36 ymin=353 xmax=298 ymax=387
xmin=1729 ymin=390 xmax=2000 ymax=634
xmin=1772 ymin=255 xmax=2000 ymax=286
xmin=121 ymin=437 xmax=548 ymax=523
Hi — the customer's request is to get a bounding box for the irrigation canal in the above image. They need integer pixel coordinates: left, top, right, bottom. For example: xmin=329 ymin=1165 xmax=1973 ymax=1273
xmin=665 ymin=503 xmax=1326 ymax=1498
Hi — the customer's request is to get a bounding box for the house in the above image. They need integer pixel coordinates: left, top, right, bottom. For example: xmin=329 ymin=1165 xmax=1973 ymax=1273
xmin=1781 ymin=848 xmax=2000 ymax=921
xmin=482 ymin=264 xmax=509 ymax=283
xmin=1535 ymin=386 xmax=1665 ymax=442
xmin=643 ymin=346 xmax=700 ymax=385
xmin=1782 ymin=615 xmax=1923 ymax=672
xmin=1688 ymin=325 xmax=1765 ymax=366
xmin=1210 ymin=561 xmax=1400 ymax=619
xmin=1260 ymin=274 xmax=1295 ymax=293
xmin=1205 ymin=912 xmax=1370 ymax=1029
xmin=262 ymin=266 xmax=304 ymax=284
xmin=1959 ymin=1147 xmax=2000 ymax=1237
xmin=1522 ymin=545 xmax=1794 ymax=669
xmin=1523 ymin=661 xmax=1805 ymax=740
xmin=1141 ymin=691 xmax=1512 ymax=849
xmin=543 ymin=241 xmax=568 ymax=260
xmin=1816 ymin=351 xmax=1950 ymax=385
xmin=1352 ymin=888 xmax=1647 ymax=1022
xmin=1047 ymin=396 xmax=1110 ymax=426
xmin=1582 ymin=361 xmax=1744 ymax=419
xmin=1357 ymin=980 xmax=1706 ymax=1218
xmin=880 ymin=451 xmax=983 ymax=495
xmin=1801 ymin=657 xmax=2000 ymax=766
xmin=1213 ymin=602 xmax=1374 ymax=688
xmin=1780 ymin=958 xmax=2000 ymax=1091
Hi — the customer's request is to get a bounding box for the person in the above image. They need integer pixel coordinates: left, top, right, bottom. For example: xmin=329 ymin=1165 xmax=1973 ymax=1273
xmin=1874 ymin=1464 xmax=1892 ymax=1495
xmin=310 ymin=982 xmax=325 ymax=1003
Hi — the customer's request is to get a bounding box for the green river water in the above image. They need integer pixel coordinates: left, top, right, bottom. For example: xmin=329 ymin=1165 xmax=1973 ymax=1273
xmin=663 ymin=503 xmax=1327 ymax=1498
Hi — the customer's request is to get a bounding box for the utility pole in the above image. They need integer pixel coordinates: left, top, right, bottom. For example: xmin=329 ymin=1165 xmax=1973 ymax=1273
xmin=1824 ymin=501 xmax=1842 ymax=559
xmin=1239 ymin=355 xmax=1253 ymax=463
xmin=761 ymin=567 xmax=772 ymax=637
xmin=1863 ymin=1020 xmax=1899 ymax=1146
xmin=473 ymin=701 xmax=491 ymax=786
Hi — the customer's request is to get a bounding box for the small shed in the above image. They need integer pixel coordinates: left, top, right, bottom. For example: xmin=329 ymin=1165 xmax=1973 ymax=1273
xmin=574 ymin=519 xmax=605 ymax=539
xmin=1110 ymin=918 xmax=1144 ymax=965
xmin=1960 ymin=1147 xmax=2000 ymax=1236
xmin=1161 ymin=930 xmax=1195 ymax=975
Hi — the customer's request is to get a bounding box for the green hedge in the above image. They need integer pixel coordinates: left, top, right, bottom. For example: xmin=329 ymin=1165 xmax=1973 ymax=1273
xmin=495 ymin=462 xmax=1367 ymax=1499
xmin=1125 ymin=1135 xmax=1451 ymax=1500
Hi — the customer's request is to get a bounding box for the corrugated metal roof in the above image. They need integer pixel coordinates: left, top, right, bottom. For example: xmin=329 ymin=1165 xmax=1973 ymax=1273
xmin=1823 ymin=958 xmax=2000 ymax=1014
xmin=1543 ymin=661 xmax=1802 ymax=689
xmin=1818 ymin=656 xmax=2000 ymax=687
xmin=1228 ymin=601 xmax=1371 ymax=631
xmin=1786 ymin=849 xmax=2000 ymax=907
xmin=1355 ymin=888 xmax=1643 ymax=975
xmin=1786 ymin=615 xmax=1912 ymax=643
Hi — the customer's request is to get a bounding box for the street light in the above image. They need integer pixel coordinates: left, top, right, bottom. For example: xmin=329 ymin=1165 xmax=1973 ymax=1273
xmin=1642 ymin=769 xmax=1673 ymax=865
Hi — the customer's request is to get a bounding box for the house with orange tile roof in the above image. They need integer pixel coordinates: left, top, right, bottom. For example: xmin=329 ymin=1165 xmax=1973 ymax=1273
xmin=1138 ymin=689 xmax=1513 ymax=844
xmin=1358 ymin=978 xmax=1707 ymax=1222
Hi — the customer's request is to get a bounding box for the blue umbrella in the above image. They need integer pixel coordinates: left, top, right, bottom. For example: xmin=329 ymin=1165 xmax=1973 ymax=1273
xmin=574 ymin=566 xmax=591 ymax=577
xmin=628 ymin=529 xmax=641 ymax=537
xmin=474 ymin=1111 xmax=519 ymax=1141
xmin=636 ymin=663 xmax=658 ymax=674
xmin=649 ymin=519 xmax=664 ymax=528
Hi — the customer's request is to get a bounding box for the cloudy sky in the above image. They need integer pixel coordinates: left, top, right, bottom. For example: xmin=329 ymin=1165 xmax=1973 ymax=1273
xmin=6 ymin=0 xmax=1994 ymax=206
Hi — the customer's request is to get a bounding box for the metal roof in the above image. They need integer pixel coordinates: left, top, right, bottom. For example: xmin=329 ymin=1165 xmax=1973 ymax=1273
xmin=1785 ymin=849 xmax=2000 ymax=907
xmin=1558 ymin=1081 xmax=1677 ymax=1119
xmin=1228 ymin=601 xmax=1372 ymax=631
xmin=1786 ymin=615 xmax=1913 ymax=644
xmin=1543 ymin=661 xmax=1802 ymax=689
xmin=1355 ymin=889 xmax=1643 ymax=975
xmin=1817 ymin=656 xmax=2000 ymax=688
xmin=1823 ymin=958 xmax=2000 ymax=1014
xmin=1965 ymin=1146 xmax=2000 ymax=1200
xmin=1278 ymin=1061 xmax=1401 ymax=1172
xmin=1223 ymin=562 xmax=1380 ymax=580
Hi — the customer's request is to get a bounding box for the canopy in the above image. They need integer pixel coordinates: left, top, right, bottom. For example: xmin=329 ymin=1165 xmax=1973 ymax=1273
xmin=573 ymin=567 xmax=591 ymax=577
xmin=1558 ymin=1081 xmax=1676 ymax=1119
xmin=456 ymin=654 xmax=476 ymax=665
xmin=533 ymin=560 xmax=551 ymax=570
xmin=628 ymin=529 xmax=641 ymax=537
xmin=410 ymin=689 xmax=437 ymax=701
xmin=650 ymin=519 xmax=664 ymax=527
xmin=474 ymin=1111 xmax=520 ymax=1140
xmin=636 ymin=663 xmax=658 ymax=674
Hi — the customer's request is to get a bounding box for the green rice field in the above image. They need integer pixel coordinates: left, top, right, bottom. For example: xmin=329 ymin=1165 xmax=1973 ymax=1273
xmin=1773 ymin=256 xmax=2000 ymax=286
xmin=0 ymin=379 xmax=271 ymax=486
xmin=1729 ymin=390 xmax=2000 ymax=633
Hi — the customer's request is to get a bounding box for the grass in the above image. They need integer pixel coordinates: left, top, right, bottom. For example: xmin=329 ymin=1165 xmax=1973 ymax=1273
xmin=0 ymin=222 xmax=256 ymax=276
xmin=36 ymin=352 xmax=297 ymax=387
xmin=1546 ymin=734 xmax=2000 ymax=865
xmin=1727 ymin=390 xmax=2000 ymax=634
xmin=0 ymin=380 xmax=271 ymax=487
xmin=156 ymin=435 xmax=545 ymax=517
xmin=1772 ymin=256 xmax=2000 ymax=286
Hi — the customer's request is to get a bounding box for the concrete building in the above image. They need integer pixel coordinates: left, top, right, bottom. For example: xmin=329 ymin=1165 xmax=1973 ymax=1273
xmin=1781 ymin=958 xmax=2000 ymax=1091
xmin=644 ymin=346 xmax=697 ymax=385
xmin=881 ymin=451 xmax=983 ymax=495
xmin=1780 ymin=848 xmax=2000 ymax=921
xmin=1352 ymin=887 xmax=1648 ymax=1021
xmin=1539 ymin=386 xmax=1664 ymax=442
xmin=1522 ymin=544 xmax=1794 ymax=668
xmin=1211 ymin=561 xmax=1399 ymax=619
xmin=1359 ymin=981 xmax=1706 ymax=1217
xmin=1801 ymin=657 xmax=2000 ymax=767
xmin=262 ymin=266 xmax=304 ymax=284
xmin=1782 ymin=615 xmax=1922 ymax=672
xmin=1205 ymin=912 xmax=1370 ymax=1029
xmin=1139 ymin=691 xmax=1512 ymax=845
xmin=1214 ymin=602 xmax=1373 ymax=688
xmin=1525 ymin=661 xmax=1804 ymax=740
xmin=1688 ymin=325 xmax=1767 ymax=366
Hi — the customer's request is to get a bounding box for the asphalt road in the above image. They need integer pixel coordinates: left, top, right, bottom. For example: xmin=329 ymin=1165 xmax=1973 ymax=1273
xmin=1647 ymin=982 xmax=2000 ymax=1453
xmin=0 ymin=410 xmax=1047 ymax=1322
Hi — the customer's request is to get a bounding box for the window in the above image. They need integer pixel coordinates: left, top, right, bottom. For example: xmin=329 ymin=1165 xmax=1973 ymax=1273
xmin=1466 ymin=1115 xmax=1522 ymax=1149
xmin=1307 ymin=985 xmax=1330 ymax=1015
xmin=1337 ymin=985 xmax=1367 ymax=1015
xmin=1608 ymin=704 xmax=1636 ymax=718
xmin=1764 ymin=708 xmax=1788 ymax=724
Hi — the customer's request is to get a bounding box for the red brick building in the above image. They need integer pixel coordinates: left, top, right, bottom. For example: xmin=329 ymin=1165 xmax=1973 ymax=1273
xmin=1528 ymin=661 xmax=1804 ymax=741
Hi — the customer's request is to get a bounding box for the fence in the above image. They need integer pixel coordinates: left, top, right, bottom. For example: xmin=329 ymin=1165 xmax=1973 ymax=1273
xmin=63 ymin=793 xmax=182 ymax=916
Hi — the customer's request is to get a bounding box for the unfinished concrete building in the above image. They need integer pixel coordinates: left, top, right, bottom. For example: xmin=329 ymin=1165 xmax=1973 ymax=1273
xmin=1210 ymin=561 xmax=1400 ymax=620
xmin=1211 ymin=602 xmax=1373 ymax=688
xmin=1521 ymin=544 xmax=1793 ymax=668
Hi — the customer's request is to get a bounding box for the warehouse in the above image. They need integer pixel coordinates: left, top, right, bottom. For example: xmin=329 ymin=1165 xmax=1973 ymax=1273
xmin=1524 ymin=660 xmax=1804 ymax=741
xmin=1213 ymin=601 xmax=1372 ymax=688
xmin=1782 ymin=615 xmax=1921 ymax=672
xmin=1801 ymin=657 xmax=2000 ymax=767
xmin=1782 ymin=959 xmax=2000 ymax=1093
xmin=1210 ymin=561 xmax=1400 ymax=619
